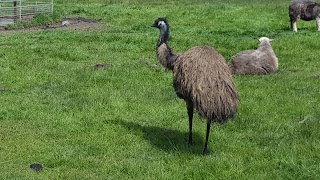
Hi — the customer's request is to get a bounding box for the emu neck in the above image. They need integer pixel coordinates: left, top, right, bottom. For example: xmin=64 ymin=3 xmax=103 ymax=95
xmin=157 ymin=27 xmax=169 ymax=47
xmin=156 ymin=27 xmax=177 ymax=71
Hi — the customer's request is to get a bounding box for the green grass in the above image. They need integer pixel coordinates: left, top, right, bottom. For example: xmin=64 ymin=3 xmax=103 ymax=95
xmin=4 ymin=13 xmax=62 ymax=30
xmin=1 ymin=0 xmax=320 ymax=179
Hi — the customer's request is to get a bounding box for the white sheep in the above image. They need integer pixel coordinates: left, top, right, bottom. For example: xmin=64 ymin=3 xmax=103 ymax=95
xmin=229 ymin=37 xmax=279 ymax=75
xmin=289 ymin=0 xmax=320 ymax=32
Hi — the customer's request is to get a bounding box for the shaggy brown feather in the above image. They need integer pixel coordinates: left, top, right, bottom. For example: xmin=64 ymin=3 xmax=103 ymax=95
xmin=157 ymin=43 xmax=180 ymax=70
xmin=173 ymin=46 xmax=238 ymax=123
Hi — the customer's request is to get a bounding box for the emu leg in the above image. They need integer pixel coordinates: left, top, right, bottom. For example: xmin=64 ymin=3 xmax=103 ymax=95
xmin=203 ymin=119 xmax=212 ymax=155
xmin=186 ymin=100 xmax=193 ymax=145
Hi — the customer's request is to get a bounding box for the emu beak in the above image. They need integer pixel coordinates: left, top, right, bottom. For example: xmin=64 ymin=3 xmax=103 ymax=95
xmin=151 ymin=22 xmax=158 ymax=28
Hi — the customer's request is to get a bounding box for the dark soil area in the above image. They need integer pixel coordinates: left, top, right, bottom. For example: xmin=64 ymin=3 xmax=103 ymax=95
xmin=0 ymin=17 xmax=101 ymax=34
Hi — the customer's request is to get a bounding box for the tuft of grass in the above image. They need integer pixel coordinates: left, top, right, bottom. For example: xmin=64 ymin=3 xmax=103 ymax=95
xmin=5 ymin=13 xmax=61 ymax=30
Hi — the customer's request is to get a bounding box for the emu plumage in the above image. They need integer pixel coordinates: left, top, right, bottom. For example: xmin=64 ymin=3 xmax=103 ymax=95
xmin=152 ymin=17 xmax=239 ymax=154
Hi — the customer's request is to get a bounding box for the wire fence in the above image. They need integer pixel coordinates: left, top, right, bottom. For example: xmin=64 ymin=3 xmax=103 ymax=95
xmin=0 ymin=0 xmax=53 ymax=26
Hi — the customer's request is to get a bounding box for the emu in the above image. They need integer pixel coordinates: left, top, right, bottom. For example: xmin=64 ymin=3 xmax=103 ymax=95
xmin=229 ymin=37 xmax=278 ymax=75
xmin=151 ymin=17 xmax=239 ymax=154
xmin=289 ymin=0 xmax=320 ymax=32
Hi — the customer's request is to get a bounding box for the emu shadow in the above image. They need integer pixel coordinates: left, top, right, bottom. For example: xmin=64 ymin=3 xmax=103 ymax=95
xmin=107 ymin=119 xmax=205 ymax=155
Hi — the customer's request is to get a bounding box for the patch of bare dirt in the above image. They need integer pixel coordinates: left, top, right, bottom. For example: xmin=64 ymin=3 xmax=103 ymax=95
xmin=94 ymin=63 xmax=112 ymax=70
xmin=0 ymin=17 xmax=101 ymax=34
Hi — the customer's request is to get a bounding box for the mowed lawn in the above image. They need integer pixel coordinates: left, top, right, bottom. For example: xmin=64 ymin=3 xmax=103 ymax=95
xmin=0 ymin=0 xmax=320 ymax=179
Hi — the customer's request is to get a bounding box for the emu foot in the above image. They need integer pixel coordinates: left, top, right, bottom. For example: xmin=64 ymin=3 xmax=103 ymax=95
xmin=202 ymin=148 xmax=209 ymax=155
xmin=187 ymin=139 xmax=193 ymax=146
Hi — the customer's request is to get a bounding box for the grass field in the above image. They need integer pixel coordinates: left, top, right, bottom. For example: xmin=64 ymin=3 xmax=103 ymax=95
xmin=1 ymin=0 xmax=320 ymax=179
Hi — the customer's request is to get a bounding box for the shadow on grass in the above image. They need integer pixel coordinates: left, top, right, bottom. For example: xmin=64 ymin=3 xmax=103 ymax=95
xmin=105 ymin=118 xmax=205 ymax=155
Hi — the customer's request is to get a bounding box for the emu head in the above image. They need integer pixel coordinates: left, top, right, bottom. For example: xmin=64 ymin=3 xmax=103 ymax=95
xmin=152 ymin=17 xmax=169 ymax=35
xmin=152 ymin=17 xmax=170 ymax=45
xmin=152 ymin=17 xmax=168 ymax=29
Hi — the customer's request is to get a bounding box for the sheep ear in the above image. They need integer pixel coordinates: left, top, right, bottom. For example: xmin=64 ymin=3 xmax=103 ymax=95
xmin=269 ymin=39 xmax=273 ymax=41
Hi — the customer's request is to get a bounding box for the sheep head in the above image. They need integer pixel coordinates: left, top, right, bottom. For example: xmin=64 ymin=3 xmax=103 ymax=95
xmin=258 ymin=37 xmax=273 ymax=43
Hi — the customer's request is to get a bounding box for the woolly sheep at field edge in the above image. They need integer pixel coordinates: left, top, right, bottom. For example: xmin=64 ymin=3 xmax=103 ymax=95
xmin=229 ymin=37 xmax=278 ymax=75
xmin=289 ymin=0 xmax=320 ymax=32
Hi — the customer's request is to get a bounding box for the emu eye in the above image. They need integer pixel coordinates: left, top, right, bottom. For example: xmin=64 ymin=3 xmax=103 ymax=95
xmin=158 ymin=21 xmax=165 ymax=27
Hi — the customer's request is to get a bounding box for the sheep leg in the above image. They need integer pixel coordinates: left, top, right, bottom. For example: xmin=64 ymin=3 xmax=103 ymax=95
xmin=291 ymin=19 xmax=298 ymax=32
xmin=186 ymin=100 xmax=193 ymax=145
xmin=316 ymin=18 xmax=320 ymax=31
xmin=203 ymin=119 xmax=212 ymax=155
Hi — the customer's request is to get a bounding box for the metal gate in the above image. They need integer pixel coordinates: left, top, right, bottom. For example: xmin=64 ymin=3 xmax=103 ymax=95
xmin=0 ymin=0 xmax=53 ymax=26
